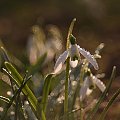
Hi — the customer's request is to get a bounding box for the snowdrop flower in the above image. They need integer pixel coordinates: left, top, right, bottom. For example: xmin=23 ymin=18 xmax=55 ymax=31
xmin=54 ymin=34 xmax=99 ymax=74
xmin=80 ymin=75 xmax=106 ymax=101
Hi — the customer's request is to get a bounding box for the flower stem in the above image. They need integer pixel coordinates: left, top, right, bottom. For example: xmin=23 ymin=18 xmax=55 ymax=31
xmin=80 ymin=101 xmax=83 ymax=120
xmin=79 ymin=63 xmax=86 ymax=120
xmin=64 ymin=18 xmax=76 ymax=116
xmin=64 ymin=57 xmax=70 ymax=114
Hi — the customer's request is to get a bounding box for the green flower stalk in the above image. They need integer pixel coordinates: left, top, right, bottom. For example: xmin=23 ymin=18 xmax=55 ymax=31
xmin=64 ymin=18 xmax=76 ymax=114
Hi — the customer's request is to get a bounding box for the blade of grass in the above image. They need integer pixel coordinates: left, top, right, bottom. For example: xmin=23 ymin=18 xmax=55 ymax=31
xmin=1 ymin=47 xmax=16 ymax=94
xmin=41 ymin=110 xmax=46 ymax=120
xmin=41 ymin=73 xmax=54 ymax=113
xmin=99 ymin=87 xmax=120 ymax=120
xmin=1 ymin=47 xmax=24 ymax=118
xmin=15 ymin=71 xmax=29 ymax=120
xmin=1 ymin=47 xmax=24 ymax=69
xmin=86 ymin=66 xmax=116 ymax=120
xmin=0 ymin=47 xmax=10 ymax=62
xmin=66 ymin=18 xmax=76 ymax=49
xmin=1 ymin=75 xmax=32 ymax=120
xmin=4 ymin=62 xmax=38 ymax=116
xmin=0 ymin=96 xmax=11 ymax=104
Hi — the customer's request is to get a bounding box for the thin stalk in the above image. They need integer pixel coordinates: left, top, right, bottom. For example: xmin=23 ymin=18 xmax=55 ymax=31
xmin=41 ymin=110 xmax=46 ymax=120
xmin=0 ymin=96 xmax=11 ymax=104
xmin=4 ymin=62 xmax=38 ymax=115
xmin=40 ymin=73 xmax=53 ymax=118
xmin=99 ymin=87 xmax=120 ymax=120
xmin=80 ymin=101 xmax=83 ymax=120
xmin=0 ymin=47 xmax=14 ymax=92
xmin=64 ymin=18 xmax=76 ymax=115
xmin=64 ymin=57 xmax=70 ymax=114
xmin=79 ymin=64 xmax=85 ymax=120
xmin=86 ymin=66 xmax=116 ymax=120
xmin=1 ymin=75 xmax=32 ymax=120
xmin=15 ymin=94 xmax=18 ymax=120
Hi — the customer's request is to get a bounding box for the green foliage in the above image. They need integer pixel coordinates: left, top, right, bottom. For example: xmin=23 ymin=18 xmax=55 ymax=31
xmin=86 ymin=66 xmax=116 ymax=120
xmin=41 ymin=73 xmax=54 ymax=113
xmin=99 ymin=86 xmax=120 ymax=120
xmin=4 ymin=62 xmax=38 ymax=111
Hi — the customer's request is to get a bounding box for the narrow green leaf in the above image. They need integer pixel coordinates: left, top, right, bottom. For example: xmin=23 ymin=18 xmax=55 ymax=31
xmin=66 ymin=18 xmax=76 ymax=49
xmin=4 ymin=62 xmax=38 ymax=112
xmin=99 ymin=87 xmax=120 ymax=120
xmin=86 ymin=66 xmax=116 ymax=120
xmin=1 ymin=47 xmax=16 ymax=93
xmin=0 ymin=96 xmax=10 ymax=104
xmin=0 ymin=47 xmax=10 ymax=62
xmin=41 ymin=73 xmax=54 ymax=113
xmin=1 ymin=75 xmax=32 ymax=120
xmin=41 ymin=110 xmax=46 ymax=120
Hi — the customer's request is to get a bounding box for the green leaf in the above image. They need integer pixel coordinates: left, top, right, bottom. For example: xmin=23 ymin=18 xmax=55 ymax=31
xmin=0 ymin=47 xmax=10 ymax=62
xmin=1 ymin=76 xmax=31 ymax=120
xmin=4 ymin=62 xmax=38 ymax=112
xmin=41 ymin=73 xmax=54 ymax=113
xmin=0 ymin=96 xmax=11 ymax=104
xmin=41 ymin=110 xmax=46 ymax=120
xmin=99 ymin=87 xmax=120 ymax=120
xmin=86 ymin=66 xmax=116 ymax=120
xmin=66 ymin=18 xmax=76 ymax=49
xmin=0 ymin=47 xmax=24 ymax=69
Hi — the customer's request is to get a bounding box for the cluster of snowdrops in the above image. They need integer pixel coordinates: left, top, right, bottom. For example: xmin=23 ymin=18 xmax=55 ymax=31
xmin=0 ymin=19 xmax=118 ymax=120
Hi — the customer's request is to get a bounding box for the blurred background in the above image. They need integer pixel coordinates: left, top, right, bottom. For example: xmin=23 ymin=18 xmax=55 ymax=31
xmin=0 ymin=0 xmax=120 ymax=119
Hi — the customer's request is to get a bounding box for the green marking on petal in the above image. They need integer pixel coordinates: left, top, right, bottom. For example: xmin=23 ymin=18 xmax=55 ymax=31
xmin=69 ymin=34 xmax=76 ymax=45
xmin=90 ymin=82 xmax=96 ymax=90
xmin=86 ymin=70 xmax=91 ymax=76
xmin=72 ymin=55 xmax=78 ymax=61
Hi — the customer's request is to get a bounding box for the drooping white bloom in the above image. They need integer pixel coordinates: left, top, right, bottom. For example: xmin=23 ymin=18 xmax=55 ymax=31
xmin=80 ymin=75 xmax=106 ymax=101
xmin=54 ymin=35 xmax=98 ymax=74
xmin=80 ymin=77 xmax=91 ymax=101
xmin=91 ymin=76 xmax=106 ymax=92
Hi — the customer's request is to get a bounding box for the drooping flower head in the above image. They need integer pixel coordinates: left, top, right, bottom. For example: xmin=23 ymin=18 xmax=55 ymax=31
xmin=54 ymin=34 xmax=99 ymax=74
xmin=80 ymin=71 xmax=106 ymax=101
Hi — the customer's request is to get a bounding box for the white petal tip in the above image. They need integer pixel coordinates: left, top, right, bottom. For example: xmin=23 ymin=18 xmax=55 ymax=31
xmin=54 ymin=63 xmax=63 ymax=74
xmin=78 ymin=46 xmax=99 ymax=70
xmin=94 ymin=64 xmax=99 ymax=70
xmin=70 ymin=60 xmax=78 ymax=68
xmin=92 ymin=76 xmax=106 ymax=92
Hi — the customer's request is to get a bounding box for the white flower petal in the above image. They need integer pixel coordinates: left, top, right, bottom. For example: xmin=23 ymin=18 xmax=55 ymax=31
xmin=80 ymin=77 xmax=90 ymax=101
xmin=70 ymin=60 xmax=78 ymax=68
xmin=54 ymin=51 xmax=68 ymax=74
xmin=77 ymin=45 xmax=99 ymax=70
xmin=86 ymin=88 xmax=93 ymax=96
xmin=92 ymin=76 xmax=106 ymax=92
